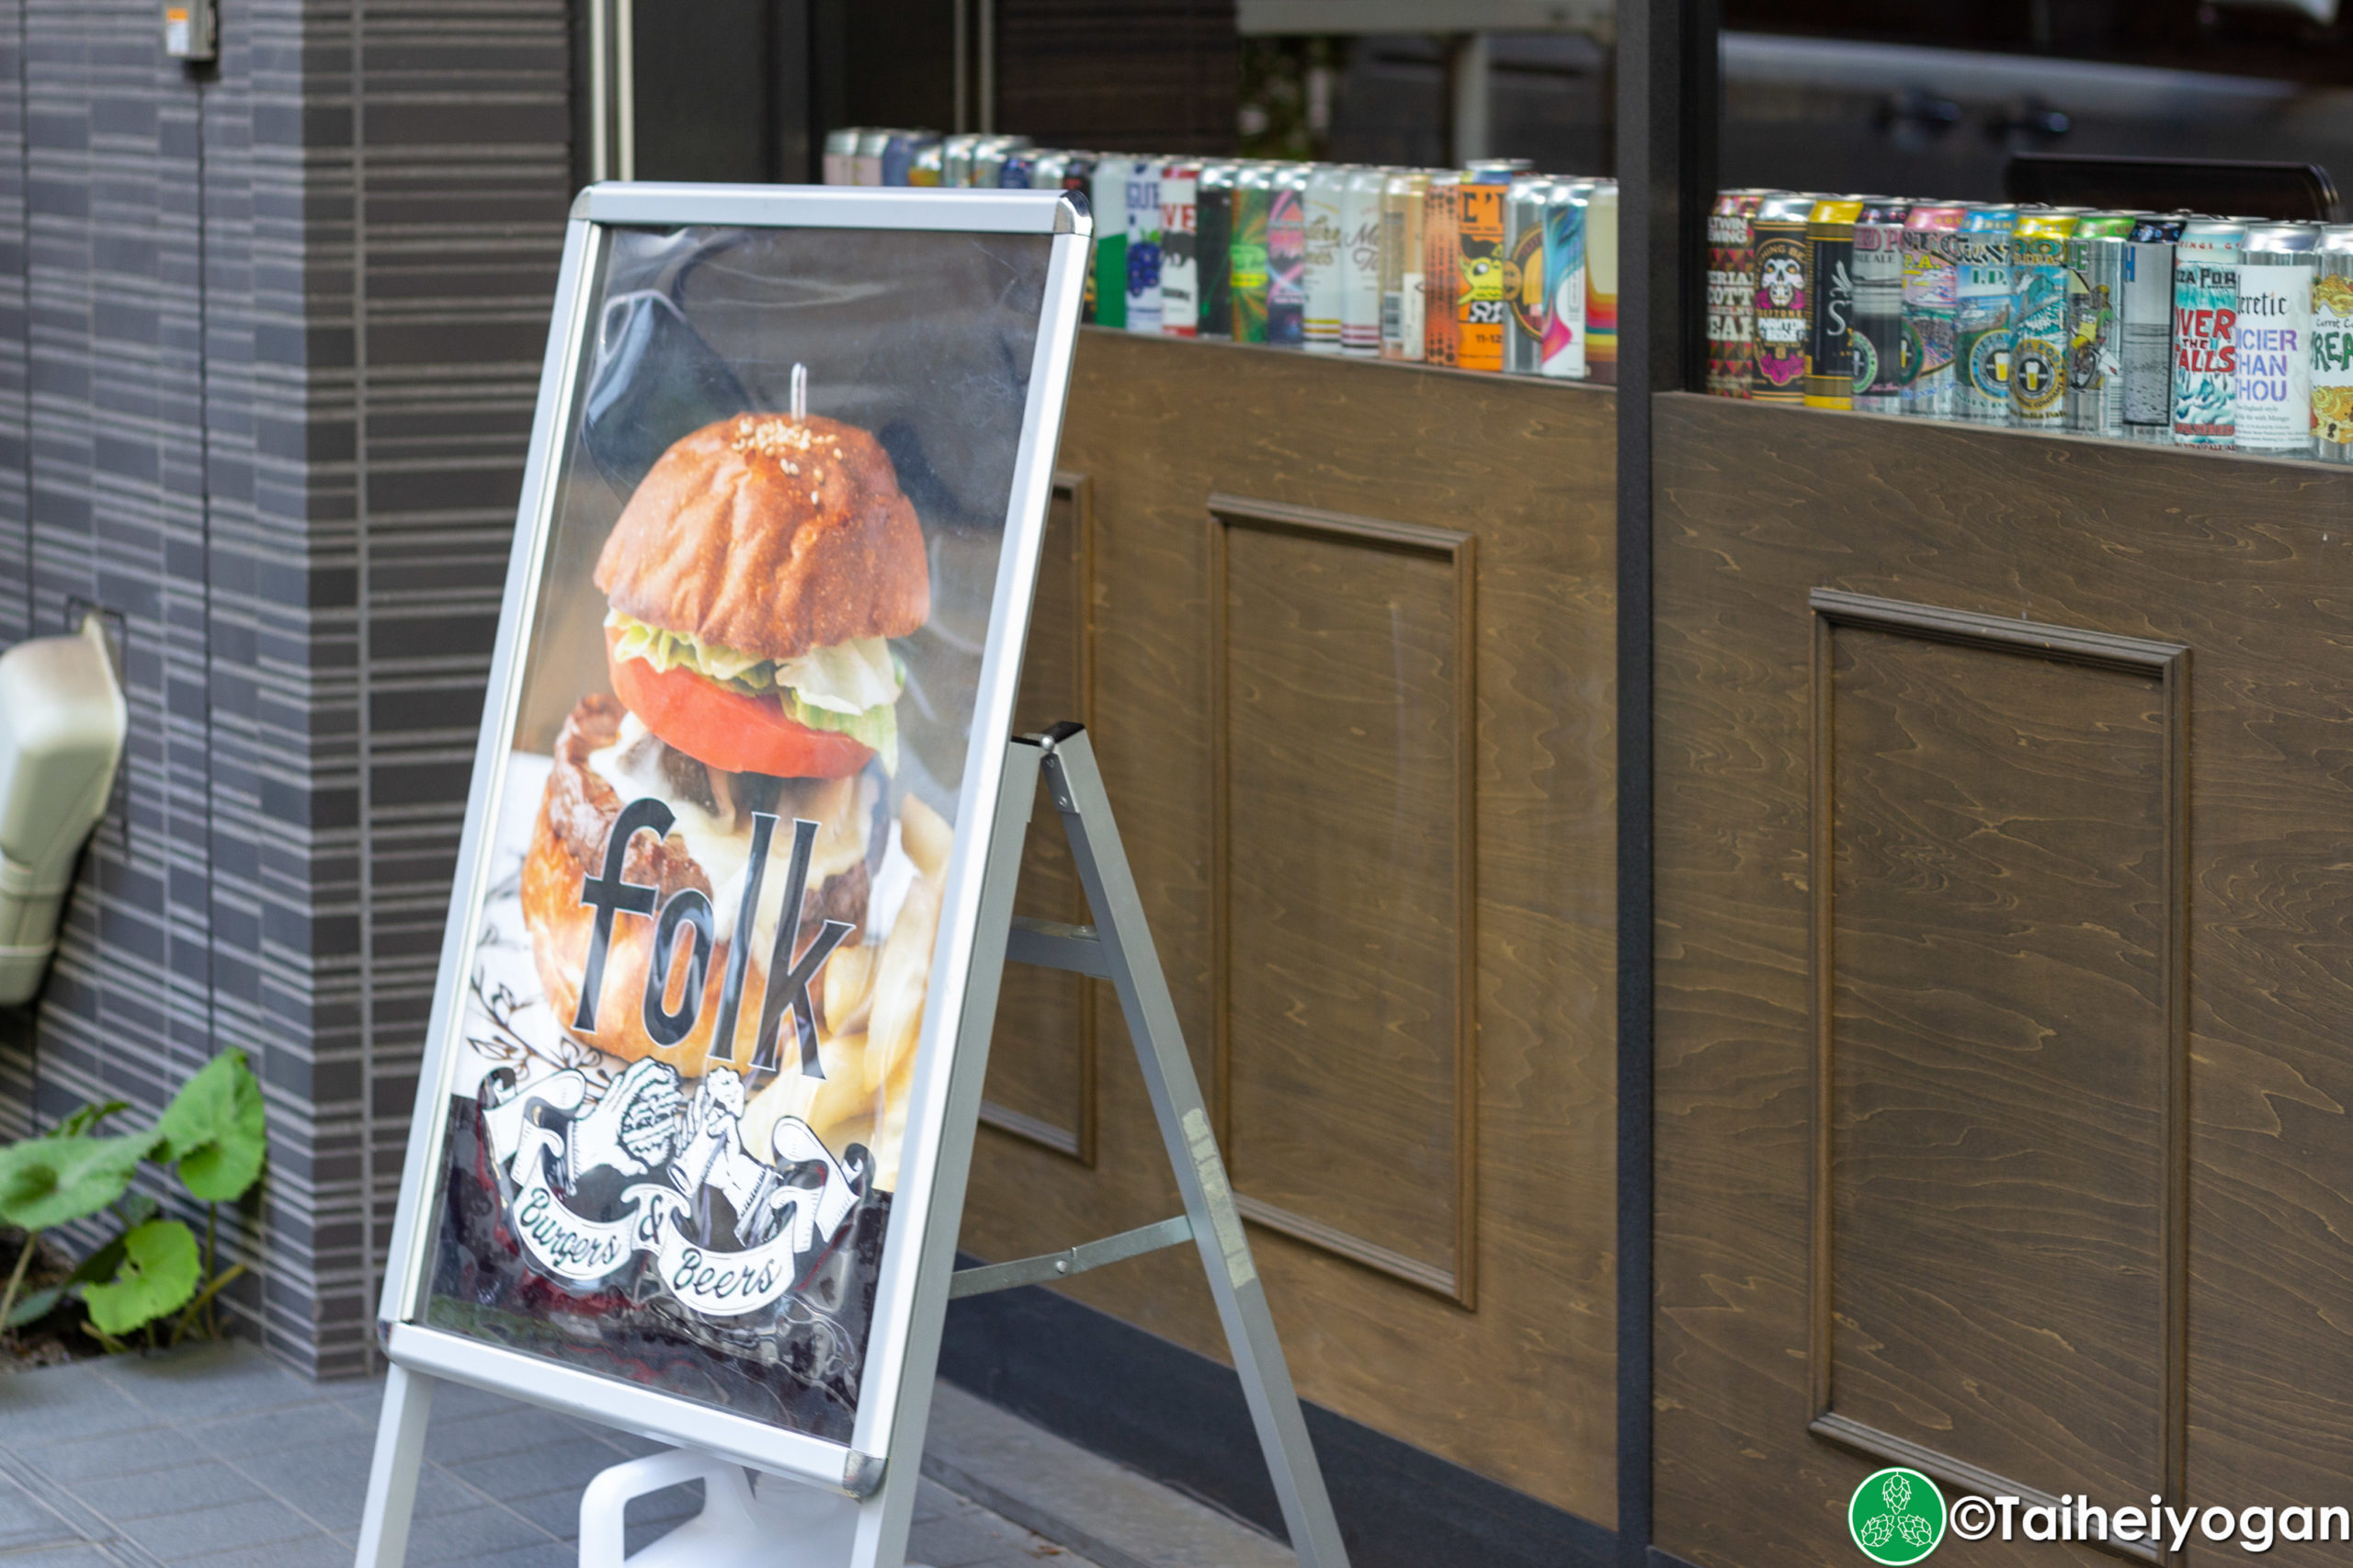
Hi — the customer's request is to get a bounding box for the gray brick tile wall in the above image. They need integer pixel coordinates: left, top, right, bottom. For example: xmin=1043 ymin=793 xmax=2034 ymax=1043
xmin=0 ymin=0 xmax=572 ymax=1376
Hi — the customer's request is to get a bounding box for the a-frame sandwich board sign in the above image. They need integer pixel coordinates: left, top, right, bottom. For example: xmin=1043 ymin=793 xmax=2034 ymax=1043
xmin=357 ymin=182 xmax=1349 ymax=1568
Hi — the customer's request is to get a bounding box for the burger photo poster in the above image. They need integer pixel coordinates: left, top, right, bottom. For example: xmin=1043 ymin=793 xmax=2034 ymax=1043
xmin=377 ymin=187 xmax=1092 ymax=1470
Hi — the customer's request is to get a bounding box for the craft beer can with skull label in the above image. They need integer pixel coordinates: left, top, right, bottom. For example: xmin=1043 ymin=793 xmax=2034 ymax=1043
xmin=2007 ymin=210 xmax=2077 ymax=426
xmin=1852 ymin=199 xmax=1908 ymax=411
xmin=1456 ymin=176 xmax=1511 ymax=372
xmin=1900 ymin=203 xmax=1966 ymax=417
xmin=2063 ymin=213 xmax=2136 ymax=437
xmin=1803 ymin=198 xmax=1864 ymax=409
xmin=1955 ymin=204 xmax=2018 ymax=424
xmin=1749 ymin=192 xmax=1817 ymax=403
xmin=2173 ymin=220 xmax=2245 ymax=446
xmin=2312 ymin=224 xmax=2353 ymax=460
xmin=2235 ymin=222 xmax=2316 ymax=455
xmin=2123 ymin=215 xmax=2184 ymax=439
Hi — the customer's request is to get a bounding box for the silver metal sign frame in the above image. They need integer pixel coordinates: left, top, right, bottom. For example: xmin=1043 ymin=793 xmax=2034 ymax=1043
xmin=365 ymin=181 xmax=1088 ymax=1491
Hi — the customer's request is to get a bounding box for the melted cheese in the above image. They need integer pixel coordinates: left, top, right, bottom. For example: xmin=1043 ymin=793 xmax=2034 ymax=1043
xmin=583 ymin=711 xmax=873 ymax=952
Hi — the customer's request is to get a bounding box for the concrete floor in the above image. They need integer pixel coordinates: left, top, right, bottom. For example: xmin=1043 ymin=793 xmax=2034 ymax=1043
xmin=0 ymin=1340 xmax=1269 ymax=1568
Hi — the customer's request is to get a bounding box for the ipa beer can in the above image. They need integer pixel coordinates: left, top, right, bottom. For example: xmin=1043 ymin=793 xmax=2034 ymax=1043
xmin=1707 ymin=189 xmax=1770 ymax=397
xmin=2007 ymin=210 xmax=2077 ymax=426
xmin=1852 ymin=199 xmax=1908 ymax=411
xmin=1456 ymin=176 xmax=1510 ymax=372
xmin=1425 ymin=172 xmax=1462 ymax=367
xmin=2123 ymin=215 xmax=2184 ymax=438
xmin=1586 ymin=182 xmax=1620 ymax=383
xmin=1342 ymin=166 xmax=1386 ymax=356
xmin=1159 ymin=164 xmax=1201 ymax=339
xmin=1196 ymin=162 xmax=1236 ymax=339
xmin=1268 ymin=165 xmax=1309 ymax=347
xmin=1125 ymin=157 xmax=1164 ymax=335
xmin=1229 ymin=165 xmax=1272 ymax=343
xmin=1750 ymin=192 xmax=1817 ymax=403
xmin=2311 ymin=224 xmax=2353 ymax=460
xmin=1955 ymin=204 xmax=2018 ymax=424
xmin=1900 ymin=203 xmax=1965 ymax=417
xmin=2173 ymin=220 xmax=2245 ymax=447
xmin=1506 ymin=175 xmax=1554 ymax=376
xmin=1380 ymin=169 xmax=1428 ymax=361
xmin=2235 ymin=222 xmax=2317 ymax=455
xmin=1302 ymin=165 xmax=1349 ymax=353
xmin=1541 ymin=181 xmax=1590 ymax=380
xmin=1803 ymin=198 xmax=1864 ymax=410
xmin=2063 ymin=213 xmax=2137 ymax=437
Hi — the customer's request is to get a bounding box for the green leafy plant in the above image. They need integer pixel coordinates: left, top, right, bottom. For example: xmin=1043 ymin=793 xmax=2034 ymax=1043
xmin=0 ymin=1051 xmax=266 ymax=1351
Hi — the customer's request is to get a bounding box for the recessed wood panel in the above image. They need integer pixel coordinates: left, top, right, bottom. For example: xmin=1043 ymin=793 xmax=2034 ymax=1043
xmin=1808 ymin=593 xmax=2188 ymax=1549
xmin=982 ymin=471 xmax=1096 ymax=1162
xmin=1210 ymin=496 xmax=1476 ymax=1304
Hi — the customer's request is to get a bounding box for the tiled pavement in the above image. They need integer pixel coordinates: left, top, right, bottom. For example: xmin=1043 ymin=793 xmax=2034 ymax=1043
xmin=0 ymin=1342 xmax=1096 ymax=1568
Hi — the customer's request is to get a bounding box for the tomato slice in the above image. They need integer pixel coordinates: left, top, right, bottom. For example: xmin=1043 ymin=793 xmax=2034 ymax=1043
xmin=606 ymin=631 xmax=875 ymax=779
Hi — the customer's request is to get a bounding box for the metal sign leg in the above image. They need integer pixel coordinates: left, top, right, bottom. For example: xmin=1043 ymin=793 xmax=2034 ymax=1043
xmin=355 ymin=1364 xmax=434 ymax=1568
xmin=1013 ymin=724 xmax=1352 ymax=1568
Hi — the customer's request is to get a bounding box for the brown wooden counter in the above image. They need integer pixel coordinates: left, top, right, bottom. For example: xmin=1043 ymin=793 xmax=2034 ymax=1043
xmin=1653 ymin=392 xmax=2353 ymax=1568
xmin=956 ymin=328 xmax=1621 ymax=1528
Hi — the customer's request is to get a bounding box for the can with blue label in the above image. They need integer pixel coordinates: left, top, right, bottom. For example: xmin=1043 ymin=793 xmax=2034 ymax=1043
xmin=1955 ymin=204 xmax=2017 ymax=424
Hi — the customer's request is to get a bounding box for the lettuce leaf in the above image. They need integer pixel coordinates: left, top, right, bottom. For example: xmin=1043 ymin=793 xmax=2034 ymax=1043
xmin=606 ymin=609 xmax=904 ymax=772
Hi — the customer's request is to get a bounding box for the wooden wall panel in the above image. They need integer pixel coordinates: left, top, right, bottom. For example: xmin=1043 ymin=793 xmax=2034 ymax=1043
xmin=1211 ymin=498 xmax=1477 ymax=1303
xmin=961 ymin=332 xmax=1618 ymax=1518
xmin=1808 ymin=595 xmax=2187 ymax=1541
xmin=1654 ymin=392 xmax=2353 ymax=1568
xmin=983 ymin=472 xmax=1097 ymax=1161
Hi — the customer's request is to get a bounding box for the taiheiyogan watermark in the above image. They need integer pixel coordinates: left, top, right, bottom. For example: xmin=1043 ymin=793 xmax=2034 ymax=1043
xmin=1847 ymin=1467 xmax=2353 ymax=1560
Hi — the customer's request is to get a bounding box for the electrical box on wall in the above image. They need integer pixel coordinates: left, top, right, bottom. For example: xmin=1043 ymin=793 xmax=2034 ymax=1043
xmin=164 ymin=0 xmax=216 ymax=61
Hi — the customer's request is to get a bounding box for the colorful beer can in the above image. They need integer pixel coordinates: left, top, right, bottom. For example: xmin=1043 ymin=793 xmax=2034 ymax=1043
xmin=1898 ymin=204 xmax=1965 ymax=417
xmin=2007 ymin=210 xmax=2077 ymax=426
xmin=2236 ymin=222 xmax=2317 ymax=455
xmin=1707 ymin=189 xmax=1770 ymax=397
xmin=822 ymin=128 xmax=858 ymax=186
xmin=1342 ymin=166 xmax=1386 ymax=357
xmin=1087 ymin=155 xmax=1129 ymax=327
xmin=998 ymin=149 xmax=1037 ymax=188
xmin=1125 ymin=158 xmax=1164 ymax=335
xmin=911 ymin=139 xmax=943 ymax=187
xmin=2173 ymin=220 xmax=2245 ymax=446
xmin=1456 ymin=173 xmax=1511 ymax=372
xmin=1506 ymin=175 xmax=1553 ymax=376
xmin=2063 ymin=213 xmax=2136 ymax=437
xmin=1380 ymin=169 xmax=1428 ymax=361
xmin=2123 ymin=216 xmax=2184 ymax=439
xmin=853 ymin=127 xmax=891 ymax=187
xmin=1851 ymin=199 xmax=1908 ymax=411
xmin=1197 ymin=162 xmax=1236 ymax=340
xmin=1803 ymin=198 xmax=1864 ymax=410
xmin=1541 ymin=181 xmax=1590 ymax=380
xmin=1749 ymin=192 xmax=1816 ymax=403
xmin=1230 ymin=165 xmax=1272 ymax=344
xmin=1586 ymin=182 xmax=1620 ymax=384
xmin=881 ymin=131 xmax=929 ymax=187
xmin=1425 ymin=172 xmax=1462 ymax=367
xmin=1302 ymin=165 xmax=1349 ymax=354
xmin=1955 ymin=204 xmax=2017 ymax=424
xmin=2312 ymin=225 xmax=2353 ymax=460
xmin=1268 ymin=165 xmax=1309 ymax=347
xmin=1160 ymin=164 xmax=1201 ymax=340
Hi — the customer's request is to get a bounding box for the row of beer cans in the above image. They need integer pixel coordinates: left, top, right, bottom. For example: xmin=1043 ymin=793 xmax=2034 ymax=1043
xmin=824 ymin=128 xmax=1622 ymax=379
xmin=1708 ymin=189 xmax=2353 ymax=459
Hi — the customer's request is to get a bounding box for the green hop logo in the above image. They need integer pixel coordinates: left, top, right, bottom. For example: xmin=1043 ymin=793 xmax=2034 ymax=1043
xmin=1848 ymin=1467 xmax=1946 ymax=1564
